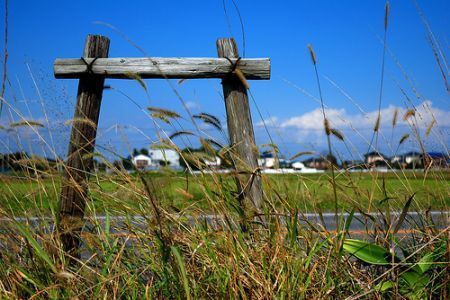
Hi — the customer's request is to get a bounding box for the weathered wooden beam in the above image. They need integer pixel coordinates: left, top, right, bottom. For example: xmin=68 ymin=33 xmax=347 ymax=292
xmin=54 ymin=57 xmax=270 ymax=80
xmin=59 ymin=35 xmax=110 ymax=259
xmin=217 ymin=38 xmax=264 ymax=228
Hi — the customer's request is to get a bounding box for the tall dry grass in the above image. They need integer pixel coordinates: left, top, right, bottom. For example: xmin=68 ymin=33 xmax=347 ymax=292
xmin=0 ymin=1 xmax=449 ymax=298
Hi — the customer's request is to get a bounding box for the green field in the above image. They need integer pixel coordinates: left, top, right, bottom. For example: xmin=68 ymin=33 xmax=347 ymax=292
xmin=1 ymin=170 xmax=448 ymax=216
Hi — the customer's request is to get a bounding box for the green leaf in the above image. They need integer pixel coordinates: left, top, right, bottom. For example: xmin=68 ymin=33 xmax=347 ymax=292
xmin=343 ymin=239 xmax=392 ymax=265
xmin=413 ymin=252 xmax=434 ymax=274
xmin=375 ymin=280 xmax=394 ymax=292
xmin=171 ymin=246 xmax=191 ymax=300
xmin=401 ymin=271 xmax=429 ymax=290
xmin=344 ymin=208 xmax=355 ymax=233
xmin=413 ymin=240 xmax=447 ymax=274
xmin=393 ymin=193 xmax=415 ymax=235
xmin=16 ymin=223 xmax=57 ymax=273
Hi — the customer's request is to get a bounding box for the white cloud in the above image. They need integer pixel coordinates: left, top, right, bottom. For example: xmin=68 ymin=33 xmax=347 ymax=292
xmin=256 ymin=116 xmax=278 ymax=127
xmin=279 ymin=101 xmax=450 ymax=132
xmin=185 ymin=101 xmax=200 ymax=110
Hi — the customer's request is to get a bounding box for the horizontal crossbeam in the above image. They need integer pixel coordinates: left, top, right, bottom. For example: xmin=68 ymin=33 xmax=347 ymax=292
xmin=54 ymin=57 xmax=270 ymax=80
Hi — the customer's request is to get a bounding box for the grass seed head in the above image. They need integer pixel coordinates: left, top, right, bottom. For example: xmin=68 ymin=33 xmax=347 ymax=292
xmin=307 ymin=44 xmax=317 ymax=65
xmin=175 ymin=187 xmax=194 ymax=199
xmin=384 ymin=1 xmax=390 ymax=30
xmin=324 ymin=118 xmax=331 ymax=135
xmin=169 ymin=131 xmax=195 ymax=140
xmin=148 ymin=107 xmax=181 ymax=124
xmin=373 ymin=114 xmax=381 ymax=132
xmin=403 ymin=109 xmax=415 ymax=121
xmin=125 ymin=72 xmax=147 ymax=91
xmin=64 ymin=117 xmax=97 ymax=129
xmin=204 ymin=138 xmax=223 ymax=150
xmin=392 ymin=108 xmax=399 ymax=127
xmin=425 ymin=119 xmax=436 ymax=137
xmin=399 ymin=133 xmax=410 ymax=145
xmin=331 ymin=128 xmax=344 ymax=141
xmin=10 ymin=120 xmax=44 ymax=128
xmin=193 ymin=113 xmax=222 ymax=131
xmin=200 ymin=138 xmax=217 ymax=156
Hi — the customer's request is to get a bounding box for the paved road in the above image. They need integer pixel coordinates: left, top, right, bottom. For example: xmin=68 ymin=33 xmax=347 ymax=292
xmin=299 ymin=211 xmax=449 ymax=235
xmin=1 ymin=211 xmax=448 ymax=236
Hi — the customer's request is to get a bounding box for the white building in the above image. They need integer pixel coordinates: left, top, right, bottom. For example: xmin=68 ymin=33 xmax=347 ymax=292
xmin=291 ymin=161 xmax=320 ymax=173
xmin=204 ymin=156 xmax=221 ymax=168
xmin=258 ymin=157 xmax=277 ymax=169
xmin=364 ymin=152 xmax=387 ymax=165
xmin=132 ymin=154 xmax=152 ymax=169
xmin=148 ymin=149 xmax=180 ymax=167
xmin=291 ymin=162 xmax=306 ymax=170
xmin=404 ymin=152 xmax=421 ymax=164
xmin=258 ymin=152 xmax=278 ymax=169
xmin=391 ymin=151 xmax=422 ymax=167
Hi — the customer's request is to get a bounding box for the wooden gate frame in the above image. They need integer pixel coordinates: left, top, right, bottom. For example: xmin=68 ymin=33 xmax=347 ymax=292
xmin=54 ymin=34 xmax=270 ymax=256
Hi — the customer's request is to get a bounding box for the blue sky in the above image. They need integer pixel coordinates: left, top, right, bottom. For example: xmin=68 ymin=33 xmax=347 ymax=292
xmin=1 ymin=0 xmax=449 ymax=161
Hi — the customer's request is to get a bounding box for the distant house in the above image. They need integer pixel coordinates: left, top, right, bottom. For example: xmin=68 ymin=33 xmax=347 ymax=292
xmin=148 ymin=149 xmax=180 ymax=168
xmin=291 ymin=161 xmax=321 ymax=173
xmin=258 ymin=152 xmax=278 ymax=169
xmin=291 ymin=161 xmax=304 ymax=170
xmin=404 ymin=152 xmax=422 ymax=164
xmin=0 ymin=154 xmax=11 ymax=172
xmin=279 ymin=159 xmax=292 ymax=169
xmin=423 ymin=152 xmax=449 ymax=168
xmin=204 ymin=156 xmax=221 ymax=168
xmin=132 ymin=154 xmax=152 ymax=169
xmin=303 ymin=157 xmax=328 ymax=170
xmin=391 ymin=151 xmax=422 ymax=168
xmin=363 ymin=151 xmax=389 ymax=168
xmin=391 ymin=151 xmax=420 ymax=163
xmin=342 ymin=160 xmax=365 ymax=169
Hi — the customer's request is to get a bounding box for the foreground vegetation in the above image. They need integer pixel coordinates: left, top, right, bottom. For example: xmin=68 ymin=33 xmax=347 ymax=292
xmin=1 ymin=170 xmax=449 ymax=216
xmin=0 ymin=167 xmax=449 ymax=298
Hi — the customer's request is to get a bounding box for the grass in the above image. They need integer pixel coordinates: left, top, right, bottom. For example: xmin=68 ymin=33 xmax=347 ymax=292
xmin=0 ymin=165 xmax=448 ymax=298
xmin=1 ymin=171 xmax=449 ymax=216
xmin=1 ymin=1 xmax=449 ymax=298
xmin=0 ymin=164 xmax=447 ymax=298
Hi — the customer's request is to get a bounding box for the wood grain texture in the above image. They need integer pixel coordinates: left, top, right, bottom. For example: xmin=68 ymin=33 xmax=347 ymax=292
xmin=59 ymin=35 xmax=110 ymax=258
xmin=54 ymin=57 xmax=270 ymax=80
xmin=216 ymin=38 xmax=263 ymax=219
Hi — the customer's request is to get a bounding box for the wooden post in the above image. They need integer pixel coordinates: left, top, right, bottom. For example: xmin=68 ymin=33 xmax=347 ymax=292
xmin=59 ymin=35 xmax=110 ymax=258
xmin=216 ymin=38 xmax=263 ymax=222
